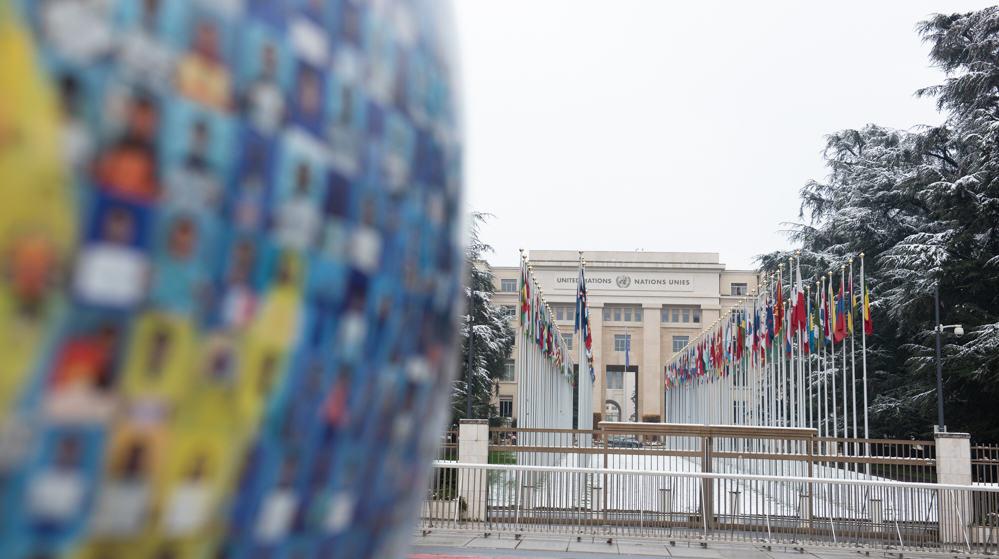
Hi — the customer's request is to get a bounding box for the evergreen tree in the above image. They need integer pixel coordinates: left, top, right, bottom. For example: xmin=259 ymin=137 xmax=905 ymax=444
xmin=452 ymin=212 xmax=515 ymax=424
xmin=763 ymin=6 xmax=999 ymax=440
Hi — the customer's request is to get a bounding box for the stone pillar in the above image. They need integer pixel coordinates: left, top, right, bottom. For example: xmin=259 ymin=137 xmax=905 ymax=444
xmin=702 ymin=435 xmax=714 ymax=528
xmin=935 ymin=431 xmax=971 ymax=545
xmin=458 ymin=419 xmax=489 ymax=521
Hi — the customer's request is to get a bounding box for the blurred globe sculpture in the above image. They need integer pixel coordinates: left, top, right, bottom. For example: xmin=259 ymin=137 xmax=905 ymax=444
xmin=0 ymin=0 xmax=461 ymax=557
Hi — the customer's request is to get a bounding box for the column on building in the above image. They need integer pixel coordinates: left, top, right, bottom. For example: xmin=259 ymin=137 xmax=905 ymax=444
xmin=641 ymin=303 xmax=662 ymax=421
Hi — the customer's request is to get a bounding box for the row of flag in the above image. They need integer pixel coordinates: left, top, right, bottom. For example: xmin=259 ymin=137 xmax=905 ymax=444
xmin=665 ymin=255 xmax=873 ymax=388
xmin=519 ymin=258 xmax=572 ymax=375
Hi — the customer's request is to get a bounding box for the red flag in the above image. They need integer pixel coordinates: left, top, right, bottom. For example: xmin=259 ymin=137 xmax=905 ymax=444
xmin=793 ymin=261 xmax=806 ymax=332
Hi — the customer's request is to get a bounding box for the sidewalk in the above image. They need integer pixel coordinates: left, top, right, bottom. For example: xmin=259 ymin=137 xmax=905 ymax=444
xmin=408 ymin=529 xmax=983 ymax=559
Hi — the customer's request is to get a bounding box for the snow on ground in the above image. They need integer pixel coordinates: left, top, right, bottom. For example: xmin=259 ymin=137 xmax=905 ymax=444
xmin=488 ymin=449 xmax=938 ymax=523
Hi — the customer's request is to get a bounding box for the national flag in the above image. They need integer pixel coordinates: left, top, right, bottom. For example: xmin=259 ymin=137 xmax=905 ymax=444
xmin=792 ymin=260 xmax=806 ymax=332
xmin=826 ymin=276 xmax=835 ymax=344
xmin=535 ymin=298 xmax=542 ymax=347
xmin=520 ymin=262 xmax=530 ymax=333
xmin=847 ymin=268 xmax=855 ymax=335
xmin=834 ymin=279 xmax=847 ymax=343
xmin=806 ymin=286 xmax=816 ymax=353
xmin=774 ymin=273 xmax=784 ymax=335
xmin=863 ymin=284 xmax=873 ymax=335
xmin=575 ymin=266 xmax=595 ymax=382
xmin=784 ymin=303 xmax=792 ymax=355
xmin=753 ymin=304 xmax=761 ymax=353
xmin=738 ymin=305 xmax=747 ymax=360
xmin=765 ymin=299 xmax=774 ymax=348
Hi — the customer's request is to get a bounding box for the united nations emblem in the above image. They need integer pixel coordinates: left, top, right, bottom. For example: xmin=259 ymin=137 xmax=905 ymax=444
xmin=616 ymin=275 xmax=631 ymax=288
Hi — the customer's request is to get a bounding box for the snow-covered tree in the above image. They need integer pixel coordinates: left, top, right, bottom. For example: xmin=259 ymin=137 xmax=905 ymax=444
xmin=452 ymin=212 xmax=515 ymax=424
xmin=761 ymin=6 xmax=999 ymax=440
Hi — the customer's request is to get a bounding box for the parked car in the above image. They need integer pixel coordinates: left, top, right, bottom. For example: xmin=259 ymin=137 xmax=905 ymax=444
xmin=607 ymin=435 xmax=642 ymax=448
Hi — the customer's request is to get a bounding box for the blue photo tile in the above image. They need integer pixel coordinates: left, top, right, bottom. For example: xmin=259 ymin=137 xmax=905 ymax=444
xmin=3 ymin=1 xmax=463 ymax=556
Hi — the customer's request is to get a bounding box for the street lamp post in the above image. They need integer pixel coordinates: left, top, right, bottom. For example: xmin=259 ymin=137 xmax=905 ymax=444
xmin=933 ymin=282 xmax=964 ymax=433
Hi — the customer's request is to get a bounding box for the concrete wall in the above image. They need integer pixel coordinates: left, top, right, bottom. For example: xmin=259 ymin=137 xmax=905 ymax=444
xmin=457 ymin=419 xmax=489 ymax=521
xmin=935 ymin=431 xmax=972 ymax=545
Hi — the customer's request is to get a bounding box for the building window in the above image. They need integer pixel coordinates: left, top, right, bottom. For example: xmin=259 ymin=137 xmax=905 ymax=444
xmin=606 ymin=370 xmax=624 ymax=389
xmin=555 ymin=305 xmax=574 ymax=322
xmin=613 ymin=334 xmax=631 ymax=352
xmin=606 ymin=305 xmax=641 ymax=322
xmin=500 ymin=279 xmax=517 ymax=292
xmin=501 ymin=305 xmax=516 ymax=319
xmin=501 ymin=359 xmax=515 ymax=382
xmin=672 ymin=335 xmax=689 ymax=353
xmin=561 ymin=332 xmax=573 ymax=350
xmin=663 ymin=306 xmax=701 ymax=325
xmin=499 ymin=398 xmax=513 ymax=418
xmin=731 ymin=282 xmax=748 ymax=296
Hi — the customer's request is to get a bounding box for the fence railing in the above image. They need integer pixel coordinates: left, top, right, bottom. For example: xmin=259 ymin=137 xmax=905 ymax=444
xmin=973 ymin=443 xmax=999 ymax=485
xmin=421 ymin=461 xmax=999 ymax=554
xmin=486 ymin=424 xmax=937 ymax=483
xmin=439 ymin=429 xmax=458 ymax=462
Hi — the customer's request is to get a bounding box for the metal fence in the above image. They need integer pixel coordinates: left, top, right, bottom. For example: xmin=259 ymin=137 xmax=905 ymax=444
xmin=973 ymin=442 xmax=999 ymax=485
xmin=486 ymin=424 xmax=937 ymax=484
xmin=439 ymin=429 xmax=458 ymax=462
xmin=421 ymin=461 xmax=999 ymax=554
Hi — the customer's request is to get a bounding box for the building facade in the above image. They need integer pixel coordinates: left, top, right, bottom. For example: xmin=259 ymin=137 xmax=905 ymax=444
xmin=490 ymin=250 xmax=757 ymax=425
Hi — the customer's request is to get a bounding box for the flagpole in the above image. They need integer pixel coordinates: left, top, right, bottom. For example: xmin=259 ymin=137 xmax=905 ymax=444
xmin=576 ymin=252 xmax=593 ymax=447
xmin=803 ymin=276 xmax=811 ymax=431
xmin=788 ymin=256 xmax=797 ymax=427
xmin=815 ymin=281 xmax=823 ymax=440
xmin=849 ymin=258 xmax=859 ymax=464
xmin=805 ymin=283 xmax=812 ymax=432
xmin=522 ymin=252 xmax=529 ymax=432
xmin=779 ymin=263 xmax=786 ymax=428
xmin=860 ymin=253 xmax=870 ymax=474
xmin=796 ymin=256 xmax=806 ymax=431
xmin=840 ymin=265 xmax=849 ymax=446
xmin=769 ymin=272 xmax=776 ymax=429
xmin=756 ymin=289 xmax=762 ymax=429
xmin=751 ymin=289 xmax=756 ymax=428
xmin=785 ymin=256 xmax=793 ymax=428
xmin=816 ymin=280 xmax=825 ymax=443
xmin=785 ymin=304 xmax=791 ymax=427
xmin=827 ymin=272 xmax=839 ymax=447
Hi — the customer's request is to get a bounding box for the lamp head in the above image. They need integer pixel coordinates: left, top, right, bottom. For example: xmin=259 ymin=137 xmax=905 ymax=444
xmin=955 ymin=325 xmax=965 ymax=337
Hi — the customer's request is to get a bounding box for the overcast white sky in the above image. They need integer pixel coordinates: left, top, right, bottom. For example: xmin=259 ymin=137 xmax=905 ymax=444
xmin=453 ymin=1 xmax=996 ymax=270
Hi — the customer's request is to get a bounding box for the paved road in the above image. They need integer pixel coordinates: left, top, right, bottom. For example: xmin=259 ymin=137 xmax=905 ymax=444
xmin=408 ymin=529 xmax=984 ymax=559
